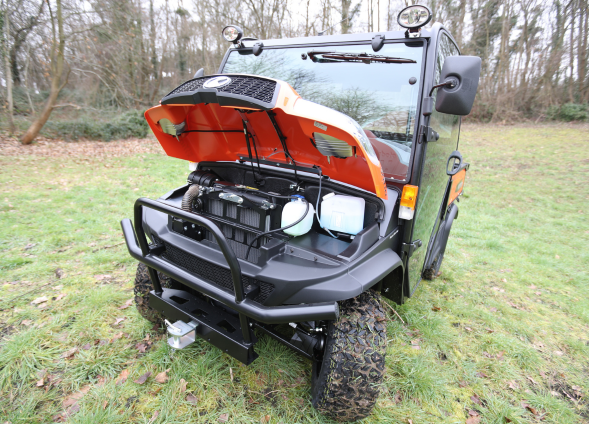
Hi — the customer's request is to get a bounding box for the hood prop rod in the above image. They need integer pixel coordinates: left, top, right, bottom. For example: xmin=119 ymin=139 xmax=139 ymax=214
xmin=266 ymin=111 xmax=299 ymax=182
xmin=238 ymin=111 xmax=264 ymax=186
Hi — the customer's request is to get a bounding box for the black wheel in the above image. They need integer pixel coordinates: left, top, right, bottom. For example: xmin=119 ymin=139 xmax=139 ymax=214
xmin=311 ymin=290 xmax=387 ymax=422
xmin=134 ymin=263 xmax=178 ymax=323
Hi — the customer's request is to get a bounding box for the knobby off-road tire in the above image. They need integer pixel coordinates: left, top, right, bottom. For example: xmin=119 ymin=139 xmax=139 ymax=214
xmin=134 ymin=262 xmax=178 ymax=324
xmin=311 ymin=290 xmax=387 ymax=422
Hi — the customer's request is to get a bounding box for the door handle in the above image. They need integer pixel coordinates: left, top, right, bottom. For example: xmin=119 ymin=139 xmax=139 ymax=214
xmin=446 ymin=151 xmax=463 ymax=176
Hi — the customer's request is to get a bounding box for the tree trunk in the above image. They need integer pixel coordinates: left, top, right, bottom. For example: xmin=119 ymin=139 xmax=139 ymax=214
xmin=20 ymin=0 xmax=66 ymax=145
xmin=3 ymin=5 xmax=15 ymax=134
xmin=569 ymin=0 xmax=575 ymax=103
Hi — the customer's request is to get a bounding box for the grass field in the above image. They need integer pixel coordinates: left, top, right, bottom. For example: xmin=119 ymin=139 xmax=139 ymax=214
xmin=1 ymin=124 xmax=588 ymax=424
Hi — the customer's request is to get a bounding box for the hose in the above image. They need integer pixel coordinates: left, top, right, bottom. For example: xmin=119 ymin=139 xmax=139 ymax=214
xmin=245 ymin=196 xmax=310 ymax=262
xmin=315 ymin=168 xmax=338 ymax=239
xmin=181 ymin=184 xmax=201 ymax=212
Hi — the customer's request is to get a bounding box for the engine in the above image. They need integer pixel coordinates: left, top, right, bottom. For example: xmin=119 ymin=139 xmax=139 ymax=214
xmin=172 ymin=170 xmax=287 ymax=263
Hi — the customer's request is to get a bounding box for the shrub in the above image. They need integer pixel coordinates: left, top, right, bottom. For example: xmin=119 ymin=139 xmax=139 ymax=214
xmin=547 ymin=103 xmax=588 ymax=122
xmin=43 ymin=110 xmax=149 ymax=141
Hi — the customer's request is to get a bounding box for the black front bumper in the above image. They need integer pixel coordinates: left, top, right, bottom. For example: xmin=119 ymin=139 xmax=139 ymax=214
xmin=121 ymin=198 xmax=340 ymax=325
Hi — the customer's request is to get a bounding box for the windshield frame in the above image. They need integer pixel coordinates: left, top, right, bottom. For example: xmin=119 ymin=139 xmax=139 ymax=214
xmin=218 ymin=39 xmax=428 ymax=185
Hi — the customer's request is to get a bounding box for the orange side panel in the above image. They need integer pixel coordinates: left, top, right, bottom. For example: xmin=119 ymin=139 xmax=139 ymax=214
xmin=447 ymin=168 xmax=466 ymax=206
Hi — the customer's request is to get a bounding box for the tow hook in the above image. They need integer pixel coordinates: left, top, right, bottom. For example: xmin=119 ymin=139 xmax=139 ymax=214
xmin=165 ymin=319 xmax=199 ymax=349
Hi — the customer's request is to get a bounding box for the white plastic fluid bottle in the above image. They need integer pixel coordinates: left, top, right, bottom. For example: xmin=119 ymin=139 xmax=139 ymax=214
xmin=319 ymin=193 xmax=365 ymax=235
xmin=281 ymin=195 xmax=315 ymax=236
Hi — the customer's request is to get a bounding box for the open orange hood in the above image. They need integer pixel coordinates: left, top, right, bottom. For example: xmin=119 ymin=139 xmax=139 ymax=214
xmin=145 ymin=74 xmax=387 ymax=199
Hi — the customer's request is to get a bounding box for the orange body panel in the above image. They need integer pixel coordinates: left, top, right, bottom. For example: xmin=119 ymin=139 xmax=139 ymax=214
xmin=145 ymin=81 xmax=388 ymax=199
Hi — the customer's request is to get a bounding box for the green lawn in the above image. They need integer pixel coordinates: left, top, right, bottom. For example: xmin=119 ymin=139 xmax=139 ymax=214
xmin=1 ymin=124 xmax=588 ymax=423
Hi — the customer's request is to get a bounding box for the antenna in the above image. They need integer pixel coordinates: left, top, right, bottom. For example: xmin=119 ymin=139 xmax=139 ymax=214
xmin=317 ymin=17 xmax=350 ymax=36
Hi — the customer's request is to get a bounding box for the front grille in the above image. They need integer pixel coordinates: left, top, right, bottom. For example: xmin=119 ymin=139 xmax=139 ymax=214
xmin=166 ymin=75 xmax=277 ymax=104
xmin=205 ymin=229 xmax=267 ymax=264
xmin=219 ymin=76 xmax=276 ymax=103
xmin=160 ymin=241 xmax=274 ymax=304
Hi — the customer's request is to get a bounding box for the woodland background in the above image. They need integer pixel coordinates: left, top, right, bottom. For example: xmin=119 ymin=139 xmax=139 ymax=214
xmin=1 ymin=0 xmax=589 ymax=143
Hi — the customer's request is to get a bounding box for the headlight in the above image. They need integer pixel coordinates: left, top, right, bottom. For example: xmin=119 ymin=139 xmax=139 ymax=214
xmin=222 ymin=25 xmax=243 ymax=43
xmin=397 ymin=5 xmax=432 ymax=29
xmin=348 ymin=118 xmax=379 ymax=165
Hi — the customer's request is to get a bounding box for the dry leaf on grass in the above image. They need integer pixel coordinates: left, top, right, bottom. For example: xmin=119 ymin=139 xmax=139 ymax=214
xmin=82 ymin=343 xmax=92 ymax=350
xmin=186 ymin=394 xmax=198 ymax=404
xmin=36 ymin=369 xmax=47 ymax=387
xmin=61 ymin=347 xmax=78 ymax=359
xmin=102 ymin=400 xmax=108 ymax=410
xmin=113 ymin=317 xmax=126 ymax=326
xmin=22 ymin=319 xmax=34 ymax=326
xmin=471 ymin=394 xmax=482 ymax=405
xmin=115 ymin=369 xmax=130 ymax=385
xmin=466 ymin=414 xmax=481 ymax=424
xmin=63 ymin=385 xmax=91 ymax=408
xmin=31 ymin=296 xmax=48 ymax=305
xmin=53 ymin=284 xmax=64 ymax=291
xmin=134 ymin=372 xmax=151 ymax=384
xmin=261 ymin=415 xmax=271 ymax=423
xmin=118 ymin=299 xmax=134 ymax=310
xmin=521 ymin=402 xmax=540 ymax=416
xmin=508 ymin=380 xmax=520 ymax=390
xmin=155 ymin=368 xmax=171 ymax=383
xmin=55 ymin=294 xmax=66 ymax=301
xmin=148 ymin=411 xmax=159 ymax=424
xmin=179 ymin=378 xmax=187 ymax=393
xmin=476 ymin=371 xmax=488 ymax=378
xmin=218 ymin=413 xmax=229 ymax=423
xmin=94 ymin=274 xmax=112 ymax=281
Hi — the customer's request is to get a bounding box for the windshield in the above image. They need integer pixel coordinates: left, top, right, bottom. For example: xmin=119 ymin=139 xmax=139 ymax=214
xmin=222 ymin=42 xmax=424 ymax=181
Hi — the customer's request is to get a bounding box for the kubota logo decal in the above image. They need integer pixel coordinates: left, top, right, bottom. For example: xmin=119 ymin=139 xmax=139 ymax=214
xmin=203 ymin=76 xmax=232 ymax=89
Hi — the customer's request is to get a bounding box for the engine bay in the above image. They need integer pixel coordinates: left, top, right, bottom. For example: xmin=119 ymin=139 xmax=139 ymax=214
xmin=164 ymin=163 xmax=387 ymax=265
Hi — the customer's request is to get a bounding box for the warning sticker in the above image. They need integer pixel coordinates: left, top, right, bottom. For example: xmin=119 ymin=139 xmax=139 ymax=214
xmin=314 ymin=121 xmax=327 ymax=131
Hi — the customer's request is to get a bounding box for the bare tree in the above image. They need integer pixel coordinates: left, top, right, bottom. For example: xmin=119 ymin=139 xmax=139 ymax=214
xmin=20 ymin=0 xmax=68 ymax=145
xmin=2 ymin=1 xmax=15 ymax=133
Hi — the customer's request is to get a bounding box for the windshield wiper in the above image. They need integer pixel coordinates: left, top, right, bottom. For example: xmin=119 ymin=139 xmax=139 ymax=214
xmin=307 ymin=51 xmax=416 ymax=64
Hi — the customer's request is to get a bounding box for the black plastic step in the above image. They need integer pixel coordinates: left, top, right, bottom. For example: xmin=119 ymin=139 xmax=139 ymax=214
xmin=149 ymin=288 xmax=258 ymax=364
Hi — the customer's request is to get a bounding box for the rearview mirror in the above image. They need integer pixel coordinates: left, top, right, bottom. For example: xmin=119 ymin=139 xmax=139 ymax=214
xmin=435 ymin=56 xmax=481 ymax=116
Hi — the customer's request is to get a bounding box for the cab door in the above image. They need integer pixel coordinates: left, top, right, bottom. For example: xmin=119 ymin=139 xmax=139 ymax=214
xmin=407 ymin=32 xmax=461 ymax=294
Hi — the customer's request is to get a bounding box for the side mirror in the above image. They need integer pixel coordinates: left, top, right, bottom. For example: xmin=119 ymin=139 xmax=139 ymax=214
xmin=435 ymin=56 xmax=481 ymax=116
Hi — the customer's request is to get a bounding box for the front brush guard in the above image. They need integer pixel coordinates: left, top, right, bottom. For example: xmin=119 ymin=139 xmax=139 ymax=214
xmin=120 ymin=198 xmax=339 ymax=327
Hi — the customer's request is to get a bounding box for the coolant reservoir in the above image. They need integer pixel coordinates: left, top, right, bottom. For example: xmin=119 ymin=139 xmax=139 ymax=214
xmin=281 ymin=196 xmax=315 ymax=237
xmin=319 ymin=193 xmax=365 ymax=235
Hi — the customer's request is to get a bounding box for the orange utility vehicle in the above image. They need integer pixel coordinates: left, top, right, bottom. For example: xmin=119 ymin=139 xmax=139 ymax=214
xmin=121 ymin=5 xmax=480 ymax=421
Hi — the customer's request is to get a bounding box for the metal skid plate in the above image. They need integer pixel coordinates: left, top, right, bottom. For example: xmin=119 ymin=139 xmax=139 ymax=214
xmin=150 ymin=288 xmax=258 ymax=365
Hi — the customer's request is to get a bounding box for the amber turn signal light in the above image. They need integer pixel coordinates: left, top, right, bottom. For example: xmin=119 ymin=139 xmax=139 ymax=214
xmin=399 ymin=184 xmax=418 ymax=220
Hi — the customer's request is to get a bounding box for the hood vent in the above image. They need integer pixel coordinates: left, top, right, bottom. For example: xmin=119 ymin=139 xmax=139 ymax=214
xmin=313 ymin=132 xmax=354 ymax=159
